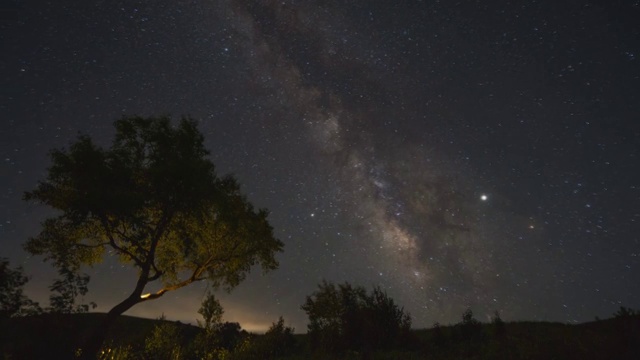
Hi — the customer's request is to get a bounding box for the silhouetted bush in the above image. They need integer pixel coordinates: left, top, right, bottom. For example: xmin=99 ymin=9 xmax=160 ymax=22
xmin=492 ymin=311 xmax=506 ymax=338
xmin=448 ymin=308 xmax=485 ymax=357
xmin=431 ymin=322 xmax=446 ymax=347
xmin=0 ymin=258 xmax=41 ymax=319
xmin=233 ymin=317 xmax=295 ymax=360
xmin=262 ymin=316 xmax=296 ymax=358
xmin=614 ymin=306 xmax=638 ymax=318
xmin=301 ymin=280 xmax=412 ymax=355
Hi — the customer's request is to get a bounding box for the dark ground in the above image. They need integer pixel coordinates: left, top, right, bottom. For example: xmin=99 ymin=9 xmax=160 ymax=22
xmin=1 ymin=313 xmax=639 ymax=359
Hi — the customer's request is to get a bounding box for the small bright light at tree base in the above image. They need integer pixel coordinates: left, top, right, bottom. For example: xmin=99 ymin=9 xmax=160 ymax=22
xmin=480 ymin=194 xmax=488 ymax=201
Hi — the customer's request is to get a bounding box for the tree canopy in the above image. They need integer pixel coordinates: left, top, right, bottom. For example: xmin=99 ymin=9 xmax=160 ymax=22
xmin=23 ymin=115 xmax=283 ymax=359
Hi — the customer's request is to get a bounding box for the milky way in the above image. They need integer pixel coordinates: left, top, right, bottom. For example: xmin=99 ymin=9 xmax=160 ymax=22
xmin=220 ymin=0 xmax=572 ymax=323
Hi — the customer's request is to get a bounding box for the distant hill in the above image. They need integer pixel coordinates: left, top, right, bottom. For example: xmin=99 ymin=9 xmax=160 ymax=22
xmin=0 ymin=313 xmax=199 ymax=359
xmin=1 ymin=313 xmax=639 ymax=359
xmin=411 ymin=315 xmax=640 ymax=360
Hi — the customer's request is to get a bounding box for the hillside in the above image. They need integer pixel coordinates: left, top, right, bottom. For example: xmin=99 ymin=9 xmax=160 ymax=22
xmin=0 ymin=313 xmax=198 ymax=359
xmin=412 ymin=316 xmax=640 ymax=360
xmin=1 ymin=313 xmax=639 ymax=359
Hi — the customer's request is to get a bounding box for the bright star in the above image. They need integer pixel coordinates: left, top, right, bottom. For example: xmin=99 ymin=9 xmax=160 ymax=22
xmin=480 ymin=194 xmax=488 ymax=201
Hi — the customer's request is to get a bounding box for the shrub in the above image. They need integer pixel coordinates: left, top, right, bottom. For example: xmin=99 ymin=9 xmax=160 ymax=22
xmin=301 ymin=281 xmax=412 ymax=354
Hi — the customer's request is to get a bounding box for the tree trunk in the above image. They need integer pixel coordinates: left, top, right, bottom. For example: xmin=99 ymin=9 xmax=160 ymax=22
xmin=78 ymin=296 xmax=140 ymax=360
xmin=78 ymin=256 xmax=152 ymax=359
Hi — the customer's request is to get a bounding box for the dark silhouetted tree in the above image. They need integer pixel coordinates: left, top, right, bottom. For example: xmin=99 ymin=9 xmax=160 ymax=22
xmin=614 ymin=306 xmax=638 ymax=318
xmin=48 ymin=267 xmax=96 ymax=313
xmin=217 ymin=322 xmax=245 ymax=350
xmin=234 ymin=317 xmax=295 ymax=360
xmin=301 ymin=280 xmax=411 ymax=354
xmin=492 ymin=311 xmax=506 ymax=338
xmin=364 ymin=286 xmax=413 ymax=349
xmin=261 ymin=316 xmax=296 ymax=358
xmin=301 ymin=281 xmax=361 ymax=353
xmin=0 ymin=258 xmax=40 ymax=319
xmin=197 ymin=292 xmax=224 ymax=333
xmin=461 ymin=308 xmax=481 ymax=333
xmin=23 ymin=116 xmax=283 ymax=359
xmin=431 ymin=322 xmax=446 ymax=350
xmin=453 ymin=308 xmax=484 ymax=356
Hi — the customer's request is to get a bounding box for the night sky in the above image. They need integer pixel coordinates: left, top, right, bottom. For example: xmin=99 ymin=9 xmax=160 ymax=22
xmin=2 ymin=1 xmax=639 ymax=332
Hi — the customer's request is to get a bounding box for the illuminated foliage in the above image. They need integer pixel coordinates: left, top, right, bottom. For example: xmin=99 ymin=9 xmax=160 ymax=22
xmin=144 ymin=317 xmax=183 ymax=360
xmin=24 ymin=116 xmax=283 ymax=359
xmin=192 ymin=292 xmax=227 ymax=359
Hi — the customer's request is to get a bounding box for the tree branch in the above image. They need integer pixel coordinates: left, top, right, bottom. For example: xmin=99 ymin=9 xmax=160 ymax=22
xmin=147 ymin=268 xmax=163 ymax=282
xmin=75 ymin=242 xmax=110 ymax=249
xmin=98 ymin=216 xmax=145 ymax=268
xmin=116 ymin=221 xmax=151 ymax=261
xmin=145 ymin=208 xmax=174 ymax=283
xmin=139 ymin=264 xmax=206 ymax=301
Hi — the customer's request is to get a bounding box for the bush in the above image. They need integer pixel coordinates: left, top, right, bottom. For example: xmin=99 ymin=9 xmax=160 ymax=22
xmin=233 ymin=317 xmax=295 ymax=360
xmin=144 ymin=319 xmax=184 ymax=360
xmin=0 ymin=258 xmax=41 ymax=318
xmin=301 ymin=281 xmax=412 ymax=355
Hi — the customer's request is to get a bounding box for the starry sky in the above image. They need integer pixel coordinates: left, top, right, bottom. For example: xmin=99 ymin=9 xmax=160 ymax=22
xmin=1 ymin=0 xmax=639 ymax=332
